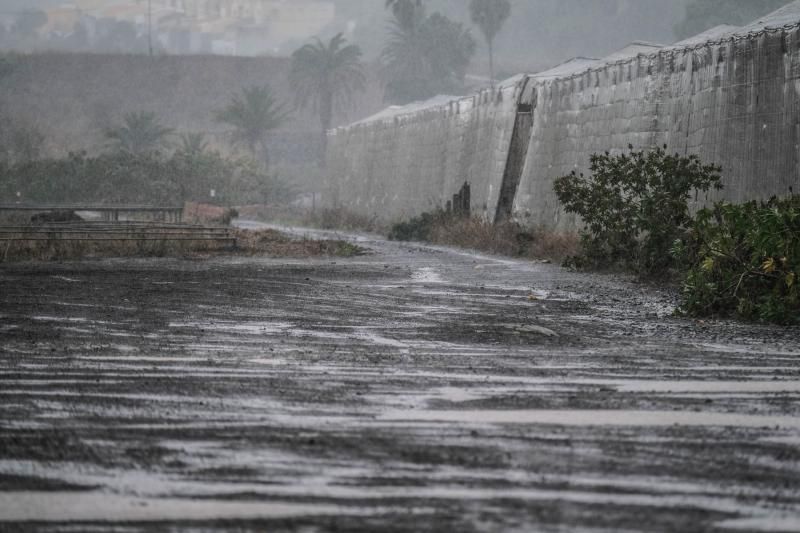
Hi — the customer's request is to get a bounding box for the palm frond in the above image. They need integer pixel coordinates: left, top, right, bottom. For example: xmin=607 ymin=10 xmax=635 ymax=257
xmin=105 ymin=111 xmax=173 ymax=154
xmin=289 ymin=33 xmax=366 ymax=129
xmin=215 ymin=85 xmax=289 ymax=152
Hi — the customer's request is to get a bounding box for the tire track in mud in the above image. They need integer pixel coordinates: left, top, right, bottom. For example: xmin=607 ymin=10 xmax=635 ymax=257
xmin=1 ymin=225 xmax=799 ymax=532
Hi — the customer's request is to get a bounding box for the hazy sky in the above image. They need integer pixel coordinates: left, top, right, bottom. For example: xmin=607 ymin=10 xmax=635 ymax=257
xmin=0 ymin=0 xmax=769 ymax=74
xmin=331 ymin=0 xmax=695 ymax=72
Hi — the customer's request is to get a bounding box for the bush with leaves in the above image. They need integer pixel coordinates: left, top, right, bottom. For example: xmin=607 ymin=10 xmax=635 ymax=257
xmin=387 ymin=209 xmax=448 ymax=242
xmin=1 ymin=149 xmax=296 ymax=207
xmin=676 ymin=196 xmax=800 ymax=324
xmin=554 ymin=146 xmax=723 ymax=274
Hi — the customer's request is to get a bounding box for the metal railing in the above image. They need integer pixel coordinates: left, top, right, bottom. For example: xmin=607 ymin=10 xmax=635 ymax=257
xmin=0 ymin=221 xmax=235 ymax=243
xmin=0 ymin=205 xmax=184 ymax=222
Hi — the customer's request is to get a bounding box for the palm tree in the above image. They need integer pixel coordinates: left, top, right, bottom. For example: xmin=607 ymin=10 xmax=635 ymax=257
xmin=290 ymin=33 xmax=366 ymax=164
xmin=385 ymin=0 xmax=423 ymax=25
xmin=382 ymin=5 xmax=475 ymax=104
xmin=469 ymin=0 xmax=511 ymax=87
xmin=215 ymin=85 xmax=289 ymax=168
xmin=385 ymin=0 xmax=422 ymax=7
xmin=173 ymin=132 xmax=212 ymax=201
xmin=177 ymin=132 xmax=209 ymax=156
xmin=105 ymin=111 xmax=173 ymax=154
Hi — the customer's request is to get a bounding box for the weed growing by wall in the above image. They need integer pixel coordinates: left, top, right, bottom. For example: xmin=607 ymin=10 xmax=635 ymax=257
xmin=388 ymin=209 xmax=578 ymax=262
xmin=554 ymin=146 xmax=723 ymax=275
xmin=677 ymin=196 xmax=800 ymax=324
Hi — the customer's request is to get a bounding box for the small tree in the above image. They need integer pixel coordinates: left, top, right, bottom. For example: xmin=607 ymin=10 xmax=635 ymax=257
xmin=105 ymin=111 xmax=173 ymax=155
xmin=554 ymin=146 xmax=723 ymax=274
xmin=215 ymin=85 xmax=289 ymax=168
xmin=469 ymin=0 xmax=511 ymax=87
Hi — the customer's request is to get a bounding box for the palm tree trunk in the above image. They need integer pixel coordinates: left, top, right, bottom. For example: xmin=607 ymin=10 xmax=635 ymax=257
xmin=489 ymin=38 xmax=495 ymax=89
xmin=260 ymin=140 xmax=270 ymax=171
xmin=250 ymin=139 xmax=269 ymax=171
xmin=319 ymin=90 xmax=333 ymax=169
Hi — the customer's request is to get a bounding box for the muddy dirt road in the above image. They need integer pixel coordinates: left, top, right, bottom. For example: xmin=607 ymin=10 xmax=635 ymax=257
xmin=1 ymin=223 xmax=799 ymax=532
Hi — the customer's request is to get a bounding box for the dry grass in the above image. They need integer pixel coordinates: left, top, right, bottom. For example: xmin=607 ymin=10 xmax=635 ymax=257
xmin=1 ymin=236 xmax=230 ymax=262
xmin=183 ymin=202 xmax=239 ymax=225
xmin=231 ymin=228 xmax=367 ymax=257
xmin=0 ymin=212 xmax=33 ymax=225
xmin=392 ymin=212 xmax=579 ymax=263
xmin=432 ymin=218 xmax=579 ymax=263
xmin=0 ymin=227 xmax=367 ymax=263
xmin=304 ymin=207 xmax=387 ymax=233
xmin=237 ymin=205 xmax=388 ymax=234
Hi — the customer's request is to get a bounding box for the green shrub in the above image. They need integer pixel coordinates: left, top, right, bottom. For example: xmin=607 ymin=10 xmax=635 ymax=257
xmin=388 ymin=210 xmax=449 ymax=242
xmin=677 ymin=196 xmax=800 ymax=324
xmin=554 ymin=146 xmax=722 ymax=274
xmin=0 ymin=150 xmax=295 ymax=207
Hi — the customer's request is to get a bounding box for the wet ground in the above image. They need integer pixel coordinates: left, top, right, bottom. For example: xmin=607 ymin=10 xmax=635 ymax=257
xmin=1 ymin=222 xmax=799 ymax=532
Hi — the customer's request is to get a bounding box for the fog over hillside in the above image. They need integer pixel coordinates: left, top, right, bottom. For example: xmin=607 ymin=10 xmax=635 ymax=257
xmin=334 ymin=0 xmax=694 ymax=73
xmin=2 ymin=0 xmax=792 ymax=75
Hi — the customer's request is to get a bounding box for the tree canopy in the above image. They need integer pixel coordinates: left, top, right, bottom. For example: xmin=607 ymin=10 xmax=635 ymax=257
xmin=382 ymin=3 xmax=476 ymax=104
xmin=105 ymin=111 xmax=173 ymax=155
xmin=469 ymin=0 xmax=511 ymax=85
xmin=215 ymin=85 xmax=289 ymax=167
xmin=290 ymin=34 xmax=366 ymax=133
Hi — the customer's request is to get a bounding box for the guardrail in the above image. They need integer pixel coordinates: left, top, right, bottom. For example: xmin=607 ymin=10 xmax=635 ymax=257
xmin=0 ymin=205 xmax=184 ymax=222
xmin=0 ymin=221 xmax=236 ymax=245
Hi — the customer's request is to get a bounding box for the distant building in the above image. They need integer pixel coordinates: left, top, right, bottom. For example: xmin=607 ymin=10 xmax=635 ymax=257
xmin=163 ymin=0 xmax=336 ymax=55
xmin=32 ymin=0 xmax=335 ymax=56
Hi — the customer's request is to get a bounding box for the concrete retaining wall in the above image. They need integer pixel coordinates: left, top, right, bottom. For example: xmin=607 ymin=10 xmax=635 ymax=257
xmin=327 ymin=79 xmax=523 ymax=221
xmin=327 ymin=4 xmax=800 ymax=228
xmin=517 ymin=24 xmax=800 ymax=230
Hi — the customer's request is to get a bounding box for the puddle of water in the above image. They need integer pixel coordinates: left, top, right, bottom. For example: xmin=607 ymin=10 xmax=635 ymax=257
xmin=360 ymin=372 xmax=800 ymax=394
xmin=430 ymin=387 xmax=483 ymax=403
xmin=1 ymin=485 xmax=774 ymax=525
xmin=615 ymin=381 xmax=800 ymax=393
xmin=501 ymin=323 xmax=559 ymax=337
xmin=760 ymin=435 xmax=800 ymax=446
xmin=169 ymin=321 xmax=294 ymax=335
xmin=694 ymin=343 xmax=800 ymax=357
xmin=166 ymin=321 xmax=418 ymax=350
xmin=0 ymin=492 xmax=378 ymax=523
xmin=5 ymin=380 xmax=124 ymax=386
xmin=352 ymin=331 xmax=408 ymax=348
xmin=33 ymin=316 xmax=88 ymax=323
xmin=716 ymin=514 xmax=800 ymax=532
xmin=381 ymin=409 xmax=800 ymax=429
xmin=0 ymin=458 xmax=792 ymax=527
xmin=411 ymin=268 xmax=445 ymax=284
xmin=53 ymin=302 xmax=136 ymax=311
